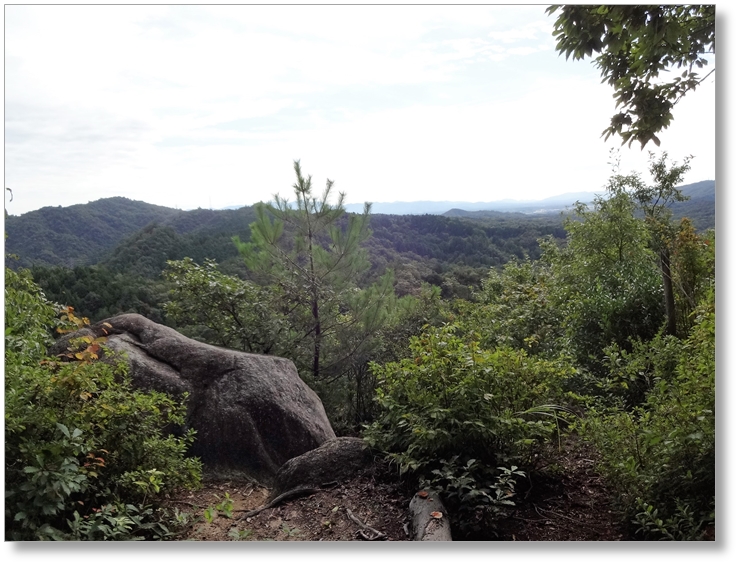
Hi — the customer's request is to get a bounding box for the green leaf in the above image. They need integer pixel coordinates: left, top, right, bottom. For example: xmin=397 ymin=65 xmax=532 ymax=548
xmin=56 ymin=422 xmax=70 ymax=438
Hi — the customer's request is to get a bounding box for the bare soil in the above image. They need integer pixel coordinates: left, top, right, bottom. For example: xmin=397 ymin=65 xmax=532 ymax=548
xmin=165 ymin=434 xmax=627 ymax=542
xmin=492 ymin=435 xmax=627 ymax=541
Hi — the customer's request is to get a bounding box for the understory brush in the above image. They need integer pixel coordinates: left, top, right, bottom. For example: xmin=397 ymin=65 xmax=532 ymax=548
xmin=364 ymin=323 xmax=573 ymax=534
xmin=577 ymin=291 xmax=715 ymax=540
xmin=5 ymin=267 xmax=202 ymax=540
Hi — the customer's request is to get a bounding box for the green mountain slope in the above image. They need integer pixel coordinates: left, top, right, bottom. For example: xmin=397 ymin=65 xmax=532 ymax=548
xmin=6 ymin=179 xmax=712 ymax=278
xmin=5 ymin=197 xmax=180 ymax=268
xmin=669 ymin=180 xmax=716 ymax=231
xmin=99 ymin=207 xmax=257 ymax=278
xmin=5 ymin=198 xmax=258 ymax=271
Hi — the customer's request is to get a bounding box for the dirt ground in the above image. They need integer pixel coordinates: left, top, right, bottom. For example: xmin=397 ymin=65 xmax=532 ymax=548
xmin=493 ymin=435 xmax=627 ymax=541
xmin=165 ymin=435 xmax=627 ymax=542
xmin=167 ymin=463 xmax=411 ymax=542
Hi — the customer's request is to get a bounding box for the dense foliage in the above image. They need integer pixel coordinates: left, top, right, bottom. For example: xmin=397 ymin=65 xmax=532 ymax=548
xmin=163 ymin=257 xmax=289 ymax=354
xmin=578 ymin=290 xmax=715 ymax=540
xmin=364 ymin=324 xmax=572 ymax=530
xmin=29 ymin=264 xmax=167 ymax=323
xmin=5 ymin=267 xmax=202 ymax=540
xmin=365 ymin=152 xmax=714 ymax=538
xmin=541 ymin=187 xmax=665 ymax=374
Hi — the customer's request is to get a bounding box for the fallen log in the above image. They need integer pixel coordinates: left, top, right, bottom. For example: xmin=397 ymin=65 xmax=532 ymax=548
xmin=409 ymin=490 xmax=453 ymax=541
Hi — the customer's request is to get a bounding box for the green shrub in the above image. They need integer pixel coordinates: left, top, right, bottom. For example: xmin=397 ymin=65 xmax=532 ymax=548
xmin=364 ymin=323 xmax=572 ymax=529
xmin=469 ymin=259 xmax=563 ymax=358
xmin=578 ymin=289 xmax=714 ymax=539
xmin=5 ymin=267 xmax=202 ymax=540
xmin=597 ymin=332 xmax=683 ymax=409
xmin=5 ymin=266 xmax=58 ymax=364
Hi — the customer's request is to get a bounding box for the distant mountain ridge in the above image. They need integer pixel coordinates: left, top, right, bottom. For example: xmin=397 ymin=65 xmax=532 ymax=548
xmin=344 ymin=191 xmax=604 ymax=216
xmin=344 ymin=180 xmax=714 ymax=217
xmin=4 ymin=180 xmax=713 ymax=271
xmin=4 ymin=197 xmax=567 ymax=277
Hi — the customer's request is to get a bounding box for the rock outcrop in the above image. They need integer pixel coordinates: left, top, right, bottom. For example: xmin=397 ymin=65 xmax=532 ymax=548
xmin=271 ymin=437 xmax=373 ymax=498
xmin=51 ymin=314 xmax=336 ymax=482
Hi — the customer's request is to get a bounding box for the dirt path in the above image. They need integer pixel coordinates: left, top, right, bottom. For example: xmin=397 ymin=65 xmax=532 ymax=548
xmin=492 ymin=436 xmax=627 ymax=541
xmin=168 ymin=465 xmax=409 ymax=541
xmin=166 ymin=435 xmax=626 ymax=542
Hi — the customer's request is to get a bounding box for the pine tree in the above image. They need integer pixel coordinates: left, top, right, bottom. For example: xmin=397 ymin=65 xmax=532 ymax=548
xmin=233 ymin=160 xmax=394 ymax=382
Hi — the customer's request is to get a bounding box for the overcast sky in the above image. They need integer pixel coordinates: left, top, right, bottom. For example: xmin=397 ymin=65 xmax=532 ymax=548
xmin=3 ymin=4 xmax=716 ymax=216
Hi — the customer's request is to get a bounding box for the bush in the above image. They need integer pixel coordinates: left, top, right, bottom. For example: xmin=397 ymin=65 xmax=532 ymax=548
xmin=5 ymin=266 xmax=58 ymax=363
xmin=578 ymin=289 xmax=714 ymax=540
xmin=5 ymin=267 xmax=202 ymax=540
xmin=467 ymin=259 xmax=563 ymax=358
xmin=363 ymin=324 xmax=572 ymax=530
xmin=597 ymin=332 xmax=683 ymax=409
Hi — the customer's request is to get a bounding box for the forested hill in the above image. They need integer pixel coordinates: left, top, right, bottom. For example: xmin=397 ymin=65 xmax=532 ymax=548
xmin=4 ymin=197 xmax=181 ymax=268
xmin=666 ymin=180 xmax=715 ymax=231
xmin=5 ymin=178 xmax=713 ymax=274
xmin=4 ymin=198 xmax=257 ymax=270
xmin=5 ymin=196 xmax=560 ymax=271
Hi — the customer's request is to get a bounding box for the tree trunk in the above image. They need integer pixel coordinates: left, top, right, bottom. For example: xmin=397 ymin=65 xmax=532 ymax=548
xmin=312 ymin=294 xmax=320 ymax=378
xmin=660 ymin=248 xmax=677 ymax=336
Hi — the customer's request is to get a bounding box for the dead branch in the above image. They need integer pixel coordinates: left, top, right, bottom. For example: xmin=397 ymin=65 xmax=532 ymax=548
xmin=237 ymin=486 xmax=320 ymax=520
xmin=346 ymin=507 xmax=387 ymax=541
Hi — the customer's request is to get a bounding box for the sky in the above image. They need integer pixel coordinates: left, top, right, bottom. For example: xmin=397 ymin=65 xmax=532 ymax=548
xmin=3 ymin=4 xmax=717 ymax=216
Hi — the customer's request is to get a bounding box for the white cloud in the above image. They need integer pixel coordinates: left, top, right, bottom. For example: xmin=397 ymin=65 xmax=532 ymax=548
xmin=2 ymin=4 xmax=715 ymax=216
xmin=487 ymin=20 xmax=553 ymax=43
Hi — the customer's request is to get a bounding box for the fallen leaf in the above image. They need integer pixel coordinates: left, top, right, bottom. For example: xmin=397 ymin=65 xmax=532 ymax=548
xmin=430 ymin=511 xmax=443 ymax=519
xmin=418 ymin=491 xmax=428 ymax=498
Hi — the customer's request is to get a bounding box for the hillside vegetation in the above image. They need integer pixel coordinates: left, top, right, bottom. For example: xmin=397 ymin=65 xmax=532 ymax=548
xmin=5 ymin=197 xmax=180 ymax=268
xmin=5 ymin=157 xmax=714 ymax=541
xmin=5 ymin=180 xmax=713 ymax=273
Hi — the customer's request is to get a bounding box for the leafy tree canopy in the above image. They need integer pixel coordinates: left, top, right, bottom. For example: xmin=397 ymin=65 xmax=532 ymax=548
xmin=547 ymin=5 xmax=715 ymax=148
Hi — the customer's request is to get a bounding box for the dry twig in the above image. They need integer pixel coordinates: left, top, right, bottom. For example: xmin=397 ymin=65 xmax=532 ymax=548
xmin=237 ymin=487 xmax=320 ymax=520
xmin=346 ymin=507 xmax=387 ymax=541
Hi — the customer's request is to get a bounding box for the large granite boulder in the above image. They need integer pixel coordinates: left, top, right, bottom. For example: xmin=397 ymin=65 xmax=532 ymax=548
xmin=51 ymin=314 xmax=335 ymax=482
